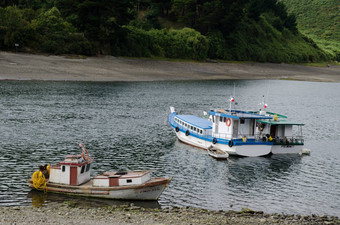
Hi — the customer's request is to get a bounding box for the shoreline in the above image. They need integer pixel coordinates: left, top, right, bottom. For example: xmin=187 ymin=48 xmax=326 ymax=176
xmin=1 ymin=202 xmax=339 ymax=225
xmin=1 ymin=51 xmax=340 ymax=82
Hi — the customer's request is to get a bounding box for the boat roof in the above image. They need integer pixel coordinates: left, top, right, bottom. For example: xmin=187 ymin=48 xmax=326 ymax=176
xmin=209 ymin=109 xmax=272 ymax=119
xmin=176 ymin=115 xmax=212 ymax=129
xmin=248 ymin=111 xmax=288 ymax=118
xmin=257 ymin=119 xmax=304 ymax=126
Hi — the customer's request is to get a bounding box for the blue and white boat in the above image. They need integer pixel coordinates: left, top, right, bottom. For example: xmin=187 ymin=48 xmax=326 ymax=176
xmin=168 ymin=106 xmax=274 ymax=157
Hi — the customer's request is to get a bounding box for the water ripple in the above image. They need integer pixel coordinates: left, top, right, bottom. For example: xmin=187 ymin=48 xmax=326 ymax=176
xmin=0 ymin=80 xmax=339 ymax=216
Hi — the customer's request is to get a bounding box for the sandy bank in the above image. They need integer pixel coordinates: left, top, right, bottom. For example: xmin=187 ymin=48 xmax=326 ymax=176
xmin=1 ymin=202 xmax=339 ymax=225
xmin=1 ymin=51 xmax=339 ymax=82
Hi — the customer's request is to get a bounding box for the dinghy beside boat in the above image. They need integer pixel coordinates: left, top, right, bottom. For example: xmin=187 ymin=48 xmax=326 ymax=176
xmin=207 ymin=146 xmax=229 ymax=160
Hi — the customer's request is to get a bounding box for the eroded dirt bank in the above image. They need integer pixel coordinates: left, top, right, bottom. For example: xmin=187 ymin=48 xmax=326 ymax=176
xmin=1 ymin=52 xmax=339 ymax=82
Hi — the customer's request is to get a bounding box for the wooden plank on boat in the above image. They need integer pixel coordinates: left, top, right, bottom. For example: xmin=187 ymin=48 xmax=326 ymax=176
xmin=217 ymin=109 xmax=227 ymax=114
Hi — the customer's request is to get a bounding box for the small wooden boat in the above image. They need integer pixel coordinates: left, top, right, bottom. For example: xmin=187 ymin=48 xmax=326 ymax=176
xmin=28 ymin=145 xmax=172 ymax=200
xmin=207 ymin=146 xmax=229 ymax=160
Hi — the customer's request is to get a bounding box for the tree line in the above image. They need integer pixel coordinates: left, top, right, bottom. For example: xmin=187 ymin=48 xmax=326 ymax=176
xmin=0 ymin=0 xmax=329 ymax=62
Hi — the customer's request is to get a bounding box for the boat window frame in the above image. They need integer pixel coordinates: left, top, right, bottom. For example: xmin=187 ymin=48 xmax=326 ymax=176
xmin=86 ymin=164 xmax=90 ymax=172
xmin=62 ymin=166 xmax=65 ymax=172
xmin=80 ymin=165 xmax=85 ymax=174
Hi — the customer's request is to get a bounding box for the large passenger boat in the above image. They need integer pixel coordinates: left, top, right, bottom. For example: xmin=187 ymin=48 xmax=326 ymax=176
xmin=168 ymin=97 xmax=308 ymax=156
xmin=168 ymin=105 xmax=274 ymax=157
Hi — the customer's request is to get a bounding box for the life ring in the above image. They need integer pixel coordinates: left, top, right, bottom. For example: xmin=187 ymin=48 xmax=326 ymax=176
xmin=226 ymin=118 xmax=231 ymax=127
xmin=228 ymin=140 xmax=233 ymax=147
xmin=185 ymin=130 xmax=190 ymax=136
xmin=213 ymin=138 xmax=217 ymax=144
xmin=175 ymin=127 xmax=179 ymax=132
xmin=82 ymin=148 xmax=89 ymax=161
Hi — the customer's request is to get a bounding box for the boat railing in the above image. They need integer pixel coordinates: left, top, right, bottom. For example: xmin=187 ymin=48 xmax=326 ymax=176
xmin=212 ymin=133 xmax=233 ymax=140
xmin=213 ymin=133 xmax=260 ymax=141
xmin=273 ymin=136 xmax=304 ymax=145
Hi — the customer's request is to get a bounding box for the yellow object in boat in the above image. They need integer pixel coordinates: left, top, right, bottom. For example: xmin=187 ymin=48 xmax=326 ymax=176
xmin=32 ymin=170 xmax=46 ymax=192
xmin=47 ymin=165 xmax=50 ymax=175
xmin=274 ymin=114 xmax=278 ymax=121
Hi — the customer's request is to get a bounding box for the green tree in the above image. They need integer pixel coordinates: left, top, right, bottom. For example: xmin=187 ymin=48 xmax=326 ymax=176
xmin=0 ymin=6 xmax=32 ymax=50
xmin=32 ymin=7 xmax=92 ymax=54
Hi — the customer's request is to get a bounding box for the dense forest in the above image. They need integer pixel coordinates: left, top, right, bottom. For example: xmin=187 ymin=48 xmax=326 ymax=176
xmin=0 ymin=0 xmax=333 ymax=62
xmin=281 ymin=0 xmax=340 ymax=61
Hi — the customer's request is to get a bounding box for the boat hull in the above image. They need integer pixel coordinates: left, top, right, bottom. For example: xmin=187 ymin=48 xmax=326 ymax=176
xmin=28 ymin=177 xmax=171 ymax=201
xmin=176 ymin=129 xmax=271 ymax=157
xmin=271 ymin=144 xmax=304 ymax=154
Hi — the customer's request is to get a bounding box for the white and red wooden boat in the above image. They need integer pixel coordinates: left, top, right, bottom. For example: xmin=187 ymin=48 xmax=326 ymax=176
xmin=28 ymin=145 xmax=172 ymax=200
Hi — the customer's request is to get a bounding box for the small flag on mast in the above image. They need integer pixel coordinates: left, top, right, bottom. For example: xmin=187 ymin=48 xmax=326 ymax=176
xmin=264 ymin=103 xmax=268 ymax=108
xmin=230 ymin=96 xmax=235 ymax=102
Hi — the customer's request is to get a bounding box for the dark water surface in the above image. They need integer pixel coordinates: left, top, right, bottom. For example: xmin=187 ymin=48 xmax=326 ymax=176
xmin=0 ymin=80 xmax=339 ymax=216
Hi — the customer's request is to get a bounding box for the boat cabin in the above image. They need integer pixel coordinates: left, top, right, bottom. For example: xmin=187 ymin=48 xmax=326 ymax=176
xmin=93 ymin=171 xmax=151 ymax=187
xmin=49 ymin=154 xmax=94 ymax=186
xmin=209 ymin=109 xmax=272 ymax=140
xmin=256 ymin=119 xmax=304 ymax=145
xmin=173 ymin=115 xmax=213 ymax=136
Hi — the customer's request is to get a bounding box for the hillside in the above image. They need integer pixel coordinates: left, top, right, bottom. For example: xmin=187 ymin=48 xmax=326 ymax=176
xmin=281 ymin=0 xmax=340 ymax=60
xmin=0 ymin=0 xmax=332 ymax=63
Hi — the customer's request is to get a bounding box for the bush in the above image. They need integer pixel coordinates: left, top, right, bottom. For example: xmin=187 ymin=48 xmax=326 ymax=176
xmin=121 ymin=26 xmax=208 ymax=60
xmin=32 ymin=7 xmax=93 ymax=55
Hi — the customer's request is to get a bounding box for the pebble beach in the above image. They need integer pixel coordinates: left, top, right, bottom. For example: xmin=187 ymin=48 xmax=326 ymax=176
xmin=1 ymin=202 xmax=339 ymax=225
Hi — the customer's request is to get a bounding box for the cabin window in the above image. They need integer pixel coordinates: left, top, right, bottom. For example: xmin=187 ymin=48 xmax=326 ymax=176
xmin=223 ymin=117 xmax=226 ymax=122
xmin=194 ymin=127 xmax=196 ymax=131
xmin=127 ymin=179 xmax=132 ymax=183
xmin=86 ymin=164 xmax=91 ymax=172
xmin=80 ymin=165 xmax=85 ymax=174
xmin=200 ymin=130 xmax=203 ymax=134
xmin=191 ymin=126 xmax=193 ymax=130
xmin=219 ymin=117 xmax=222 ymax=122
xmin=212 ymin=116 xmax=215 ymax=123
xmin=240 ymin=119 xmax=245 ymax=124
xmin=62 ymin=166 xmax=65 ymax=172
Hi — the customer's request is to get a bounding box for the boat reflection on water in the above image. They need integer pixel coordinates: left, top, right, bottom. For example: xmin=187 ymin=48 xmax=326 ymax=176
xmin=27 ymin=190 xmax=161 ymax=209
xmin=226 ymin=154 xmax=302 ymax=187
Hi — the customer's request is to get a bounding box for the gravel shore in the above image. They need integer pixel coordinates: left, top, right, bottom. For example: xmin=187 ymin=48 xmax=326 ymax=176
xmin=1 ymin=202 xmax=339 ymax=225
xmin=1 ymin=51 xmax=339 ymax=82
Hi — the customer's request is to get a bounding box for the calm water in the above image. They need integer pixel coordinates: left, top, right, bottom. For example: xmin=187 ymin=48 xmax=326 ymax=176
xmin=0 ymin=80 xmax=339 ymax=216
